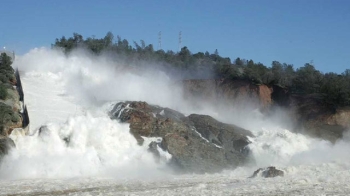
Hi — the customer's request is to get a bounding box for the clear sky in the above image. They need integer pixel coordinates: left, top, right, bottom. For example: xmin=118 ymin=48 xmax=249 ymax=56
xmin=1 ymin=0 xmax=349 ymax=73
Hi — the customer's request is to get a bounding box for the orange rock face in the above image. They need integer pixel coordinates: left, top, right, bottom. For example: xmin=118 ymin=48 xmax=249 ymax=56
xmin=182 ymin=79 xmax=273 ymax=109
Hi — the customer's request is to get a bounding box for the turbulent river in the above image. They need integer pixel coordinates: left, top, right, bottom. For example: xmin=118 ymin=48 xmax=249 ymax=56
xmin=0 ymin=48 xmax=349 ymax=195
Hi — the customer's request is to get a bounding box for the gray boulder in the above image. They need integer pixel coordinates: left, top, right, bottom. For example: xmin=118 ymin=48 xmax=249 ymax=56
xmin=110 ymin=101 xmax=254 ymax=173
xmin=250 ymin=166 xmax=284 ymax=178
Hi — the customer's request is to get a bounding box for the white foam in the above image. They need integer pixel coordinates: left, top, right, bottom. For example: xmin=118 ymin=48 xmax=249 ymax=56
xmin=1 ymin=112 xmax=169 ymax=180
xmin=0 ymin=48 xmax=173 ymax=180
xmin=142 ymin=136 xmax=173 ymax=162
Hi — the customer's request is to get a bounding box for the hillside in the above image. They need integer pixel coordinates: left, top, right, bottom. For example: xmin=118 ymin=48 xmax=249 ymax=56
xmin=53 ymin=32 xmax=350 ymax=106
xmin=0 ymin=53 xmax=27 ymax=160
xmin=182 ymin=78 xmax=350 ymax=142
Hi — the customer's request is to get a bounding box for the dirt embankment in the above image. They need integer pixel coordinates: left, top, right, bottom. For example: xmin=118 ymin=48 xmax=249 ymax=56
xmin=182 ymin=79 xmax=273 ymax=110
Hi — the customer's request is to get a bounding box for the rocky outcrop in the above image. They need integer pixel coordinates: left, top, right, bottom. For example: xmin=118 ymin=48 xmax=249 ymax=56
xmin=287 ymin=94 xmax=350 ymax=143
xmin=182 ymin=79 xmax=273 ymax=110
xmin=250 ymin=166 xmax=284 ymax=178
xmin=110 ymin=101 xmax=254 ymax=173
xmin=183 ymin=79 xmax=350 ymax=143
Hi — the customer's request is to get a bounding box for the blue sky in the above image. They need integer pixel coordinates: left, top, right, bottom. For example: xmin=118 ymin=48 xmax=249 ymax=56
xmin=1 ymin=0 xmax=349 ymax=73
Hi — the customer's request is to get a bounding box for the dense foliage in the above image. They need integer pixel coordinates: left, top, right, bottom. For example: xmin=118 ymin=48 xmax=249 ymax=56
xmin=0 ymin=53 xmax=20 ymax=135
xmin=0 ymin=85 xmax=7 ymax=100
xmin=0 ymin=102 xmax=20 ymax=124
xmin=0 ymin=53 xmax=16 ymax=100
xmin=53 ymin=32 xmax=350 ymax=107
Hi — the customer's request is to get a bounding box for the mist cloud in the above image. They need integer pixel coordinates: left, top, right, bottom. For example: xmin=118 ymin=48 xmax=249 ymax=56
xmin=8 ymin=47 xmax=350 ymax=179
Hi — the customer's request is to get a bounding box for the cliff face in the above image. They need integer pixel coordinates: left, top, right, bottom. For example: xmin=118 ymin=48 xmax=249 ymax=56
xmin=182 ymin=79 xmax=350 ymax=143
xmin=327 ymin=108 xmax=350 ymax=127
xmin=182 ymin=79 xmax=273 ymax=110
xmin=288 ymin=94 xmax=350 ymax=143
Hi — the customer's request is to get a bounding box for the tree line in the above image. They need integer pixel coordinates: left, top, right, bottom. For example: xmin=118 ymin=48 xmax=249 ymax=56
xmin=0 ymin=53 xmax=15 ymax=100
xmin=53 ymin=32 xmax=350 ymax=107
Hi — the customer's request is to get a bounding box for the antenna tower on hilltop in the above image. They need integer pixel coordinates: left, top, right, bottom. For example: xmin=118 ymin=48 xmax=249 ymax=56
xmin=178 ymin=31 xmax=182 ymax=52
xmin=158 ymin=31 xmax=162 ymax=50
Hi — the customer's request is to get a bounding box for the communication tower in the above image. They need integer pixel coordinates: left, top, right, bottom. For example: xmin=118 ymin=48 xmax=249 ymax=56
xmin=178 ymin=31 xmax=182 ymax=52
xmin=158 ymin=31 xmax=162 ymax=50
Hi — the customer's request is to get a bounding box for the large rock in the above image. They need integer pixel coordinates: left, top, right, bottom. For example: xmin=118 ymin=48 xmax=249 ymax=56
xmin=110 ymin=101 xmax=254 ymax=173
xmin=187 ymin=114 xmax=253 ymax=151
xmin=250 ymin=166 xmax=284 ymax=178
xmin=111 ymin=101 xmax=187 ymax=145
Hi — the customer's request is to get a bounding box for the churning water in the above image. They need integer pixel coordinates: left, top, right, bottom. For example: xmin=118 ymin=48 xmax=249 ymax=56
xmin=0 ymin=48 xmax=349 ymax=195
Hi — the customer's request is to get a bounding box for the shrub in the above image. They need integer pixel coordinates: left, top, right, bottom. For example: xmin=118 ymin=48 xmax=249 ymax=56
xmin=0 ymin=85 xmax=7 ymax=100
xmin=11 ymin=113 xmax=20 ymax=123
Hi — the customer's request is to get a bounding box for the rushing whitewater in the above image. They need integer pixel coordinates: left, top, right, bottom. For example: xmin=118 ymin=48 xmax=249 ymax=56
xmin=0 ymin=48 xmax=350 ymax=195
